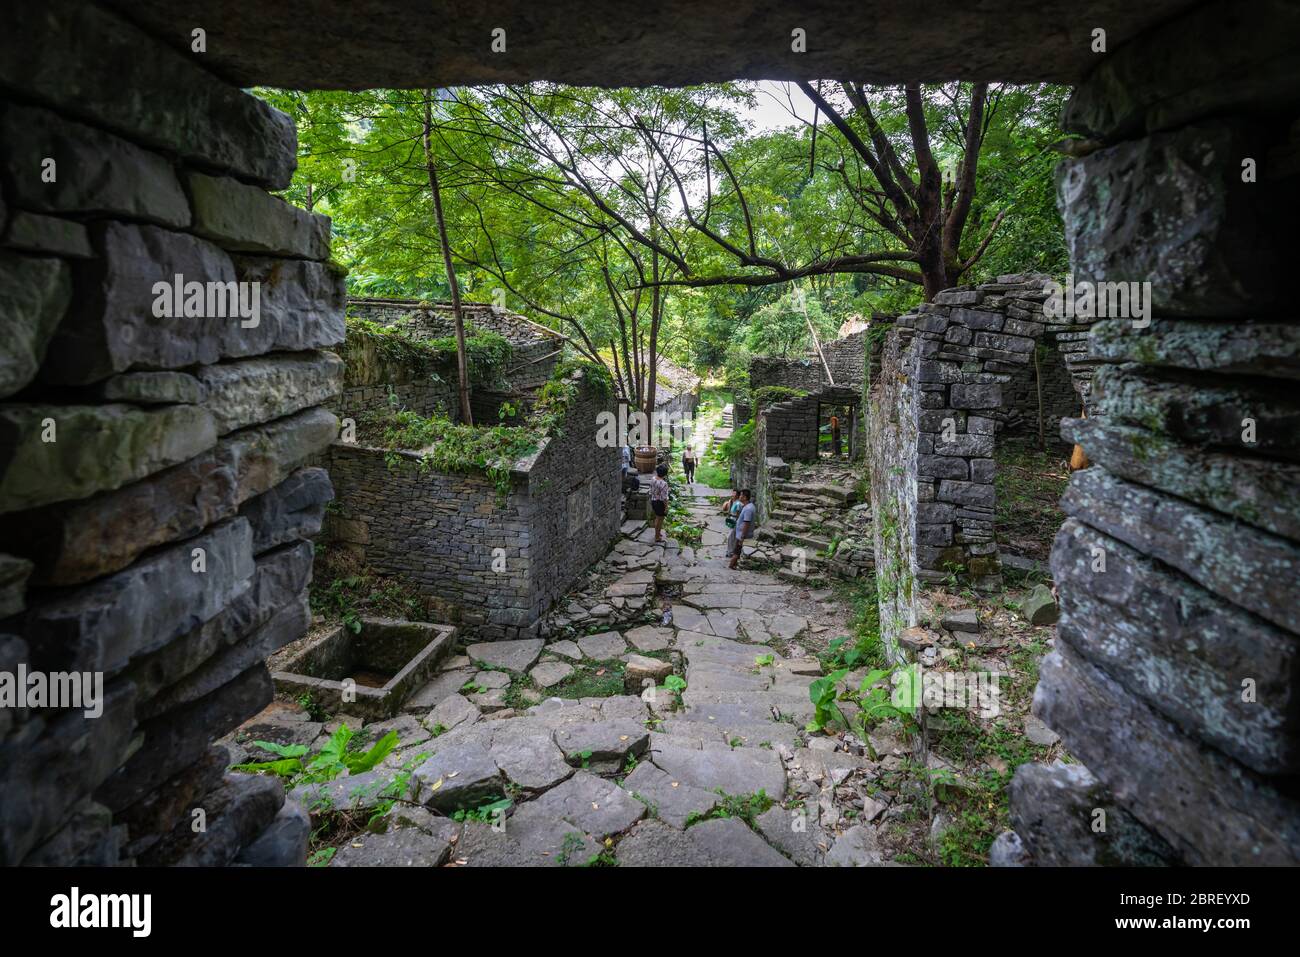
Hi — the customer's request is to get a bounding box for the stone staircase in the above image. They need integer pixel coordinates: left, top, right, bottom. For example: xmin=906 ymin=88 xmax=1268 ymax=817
xmin=757 ymin=470 xmax=873 ymax=583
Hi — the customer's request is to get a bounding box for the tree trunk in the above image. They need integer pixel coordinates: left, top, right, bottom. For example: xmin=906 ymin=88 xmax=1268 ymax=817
xmin=423 ymin=90 xmax=473 ymax=426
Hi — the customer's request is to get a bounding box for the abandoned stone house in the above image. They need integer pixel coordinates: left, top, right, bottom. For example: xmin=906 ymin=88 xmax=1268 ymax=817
xmin=0 ymin=0 xmax=1296 ymax=869
xmin=322 ymin=297 xmax=622 ymax=640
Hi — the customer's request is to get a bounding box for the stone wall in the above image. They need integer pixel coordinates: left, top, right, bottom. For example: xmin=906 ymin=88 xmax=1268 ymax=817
xmin=347 ymin=297 xmax=561 ymax=393
xmin=865 ymin=329 xmax=921 ymax=664
xmin=1006 ymin=0 xmax=1300 ymax=867
xmin=872 ymin=275 xmax=1098 ymax=586
xmin=325 ymin=372 xmax=621 ymax=638
xmin=0 ymin=0 xmax=341 ymax=865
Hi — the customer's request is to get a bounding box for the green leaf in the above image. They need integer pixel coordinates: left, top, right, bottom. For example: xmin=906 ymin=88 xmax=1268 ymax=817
xmin=344 ymin=730 xmax=399 ymax=774
xmin=249 ymin=740 xmax=309 ymax=759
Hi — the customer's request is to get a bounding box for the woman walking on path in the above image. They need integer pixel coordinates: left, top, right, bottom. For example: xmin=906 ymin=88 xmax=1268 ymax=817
xmin=650 ymin=464 xmax=670 ymax=543
xmin=681 ymin=445 xmax=697 ymax=484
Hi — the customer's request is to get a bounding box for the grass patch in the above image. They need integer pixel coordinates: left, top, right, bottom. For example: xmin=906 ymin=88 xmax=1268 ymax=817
xmin=548 ymin=658 xmax=626 ymax=699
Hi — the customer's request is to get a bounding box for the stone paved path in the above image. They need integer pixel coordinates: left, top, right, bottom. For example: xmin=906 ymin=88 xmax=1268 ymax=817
xmin=243 ymin=484 xmax=893 ymax=867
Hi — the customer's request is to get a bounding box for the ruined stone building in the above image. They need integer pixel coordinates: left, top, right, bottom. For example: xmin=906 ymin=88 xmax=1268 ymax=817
xmin=0 ymin=0 xmax=1295 ymax=868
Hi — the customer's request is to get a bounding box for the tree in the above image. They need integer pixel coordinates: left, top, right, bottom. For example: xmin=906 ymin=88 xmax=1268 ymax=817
xmin=423 ymin=89 xmax=473 ymax=424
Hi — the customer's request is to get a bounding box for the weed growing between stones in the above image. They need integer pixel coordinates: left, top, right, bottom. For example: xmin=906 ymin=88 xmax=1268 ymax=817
xmin=548 ymin=658 xmax=627 ymax=699
xmin=684 ymin=789 xmax=775 ymax=830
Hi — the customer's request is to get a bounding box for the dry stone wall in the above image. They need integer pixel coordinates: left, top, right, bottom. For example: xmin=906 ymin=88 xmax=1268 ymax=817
xmin=871 ymin=275 xmax=1097 ymax=586
xmin=325 ymin=373 xmax=621 ymax=639
xmin=0 ymin=2 xmax=341 ymax=866
xmin=1005 ymin=0 xmax=1300 ymax=866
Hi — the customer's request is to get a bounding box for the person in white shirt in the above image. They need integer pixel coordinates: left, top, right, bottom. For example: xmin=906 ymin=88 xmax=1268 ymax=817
xmin=730 ymin=489 xmax=756 ymax=569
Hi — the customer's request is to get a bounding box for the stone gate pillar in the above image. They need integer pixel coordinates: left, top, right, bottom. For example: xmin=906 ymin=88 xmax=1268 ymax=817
xmin=1007 ymin=0 xmax=1300 ymax=865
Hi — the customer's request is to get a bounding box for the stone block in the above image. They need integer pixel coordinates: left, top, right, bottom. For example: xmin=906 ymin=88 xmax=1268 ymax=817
xmin=1032 ymin=642 xmax=1300 ymax=865
xmin=221 ymin=407 xmax=340 ymax=505
xmin=238 ymin=466 xmax=334 ymax=553
xmin=0 ymin=0 xmax=296 ymax=189
xmin=949 ymin=384 xmax=1001 ymax=409
xmin=2 ymin=211 xmax=93 ymax=258
xmin=1062 ymin=0 xmax=1300 ymax=139
xmin=24 ymin=517 xmax=255 ymax=676
xmin=233 ymin=797 xmax=309 ymax=866
xmin=187 ymin=171 xmax=330 ymax=259
xmin=1057 ymin=121 xmax=1279 ymax=316
xmin=231 ymin=256 xmax=347 ymax=352
xmin=0 ymin=554 xmax=32 ymax=618
xmin=1061 ymin=468 xmax=1300 ymax=634
xmin=141 ymin=772 xmax=285 ymax=866
xmin=1053 ymin=518 xmax=1300 ymax=774
xmin=0 ymin=102 xmax=191 ymax=226
xmin=0 ymin=681 xmax=137 ymax=865
xmin=937 ymin=480 xmax=995 ymax=508
xmin=1009 ymin=760 xmax=1178 ymax=866
xmin=196 ymin=350 xmax=344 ymax=434
xmin=0 ymin=251 xmax=71 ymax=398
xmin=0 ymin=401 xmax=217 ymax=515
xmin=1067 ymin=416 xmax=1300 ymax=542
xmin=96 ymin=664 xmax=273 ymax=814
xmin=42 ymin=222 xmax=239 ymax=384
xmin=93 ymin=370 xmax=206 ymax=405
xmin=0 ymin=450 xmax=235 ymax=586
xmin=1089 ymin=317 xmax=1300 ymax=381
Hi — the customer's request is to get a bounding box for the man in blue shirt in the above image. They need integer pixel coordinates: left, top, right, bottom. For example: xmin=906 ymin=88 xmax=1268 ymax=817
xmin=730 ymin=489 xmax=756 ymax=569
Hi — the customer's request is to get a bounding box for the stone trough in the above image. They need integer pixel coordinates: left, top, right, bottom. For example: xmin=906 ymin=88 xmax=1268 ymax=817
xmin=272 ymin=618 xmax=455 ymax=720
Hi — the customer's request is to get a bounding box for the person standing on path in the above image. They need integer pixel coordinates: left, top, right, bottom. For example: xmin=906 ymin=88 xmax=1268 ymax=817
xmin=830 ymin=413 xmax=841 ymax=457
xmin=650 ymin=464 xmax=670 ymax=543
xmin=729 ymin=489 xmax=756 ymax=569
xmin=681 ymin=445 xmax=697 ymax=485
xmin=722 ymin=488 xmax=741 ymax=558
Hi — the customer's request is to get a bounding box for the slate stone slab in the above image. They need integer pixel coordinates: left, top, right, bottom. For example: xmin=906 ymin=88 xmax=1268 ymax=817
xmin=454 ymin=817 xmax=601 ymax=868
xmin=1032 ymin=642 xmax=1300 ymax=865
xmin=234 ymin=798 xmax=310 ymax=866
xmin=649 ymin=740 xmax=787 ymax=800
xmin=0 ymin=401 xmax=217 ymax=515
xmin=331 ymin=826 xmax=452 ymax=867
xmin=188 ymin=171 xmax=331 ymax=259
xmin=824 ymin=824 xmax=883 ymax=866
xmin=142 ymin=772 xmax=284 ymax=866
xmin=467 ymin=639 xmax=544 ymax=673
xmin=577 ymin=631 xmax=626 ymax=659
xmin=491 ymin=733 xmax=573 ymax=792
xmin=619 ymin=761 xmax=718 ymax=829
xmin=530 ymin=660 xmax=573 ymax=688
xmin=515 ymin=770 xmax=644 ymax=840
xmin=553 ymin=719 xmax=649 ymax=768
xmin=410 ymin=743 xmax=503 ymax=813
xmin=1009 ymin=759 xmax=1178 ymax=866
xmin=0 ymin=102 xmax=191 ymax=226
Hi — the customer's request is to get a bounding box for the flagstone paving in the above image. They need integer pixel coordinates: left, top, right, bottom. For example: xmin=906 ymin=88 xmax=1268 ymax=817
xmin=271 ymin=486 xmax=899 ymax=867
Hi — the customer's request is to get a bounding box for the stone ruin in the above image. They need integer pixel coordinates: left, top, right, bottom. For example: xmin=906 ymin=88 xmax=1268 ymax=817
xmin=0 ymin=3 xmax=344 ymax=864
xmin=867 ymin=274 xmax=1099 ymax=590
xmin=0 ymin=0 xmax=1297 ymax=868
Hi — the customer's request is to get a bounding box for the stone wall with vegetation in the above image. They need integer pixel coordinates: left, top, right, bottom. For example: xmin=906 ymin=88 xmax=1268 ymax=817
xmin=871 ymin=275 xmax=1098 ymax=589
xmin=1006 ymin=0 xmax=1300 ymax=866
xmin=347 ymin=298 xmax=561 ymax=392
xmin=0 ymin=1 xmax=342 ymax=865
xmin=324 ymin=371 xmax=620 ymax=638
xmin=865 ymin=328 xmax=920 ymax=665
